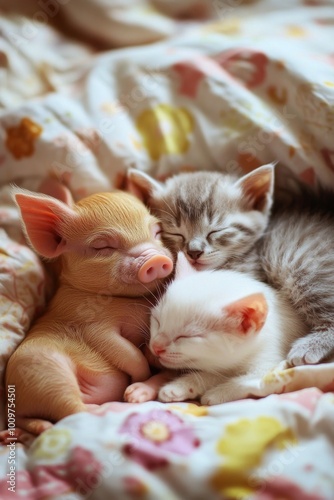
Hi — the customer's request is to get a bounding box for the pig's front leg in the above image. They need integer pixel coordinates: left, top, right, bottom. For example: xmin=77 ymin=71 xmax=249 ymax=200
xmin=86 ymin=325 xmax=151 ymax=382
xmin=110 ymin=335 xmax=152 ymax=382
xmin=124 ymin=370 xmax=174 ymax=403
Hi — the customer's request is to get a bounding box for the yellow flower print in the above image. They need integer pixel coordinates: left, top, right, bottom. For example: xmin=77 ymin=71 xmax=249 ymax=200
xmin=210 ymin=416 xmax=297 ymax=499
xmin=285 ymin=25 xmax=307 ymax=37
xmin=136 ymin=104 xmax=194 ymax=161
xmin=169 ymin=403 xmax=208 ymax=417
xmin=204 ymin=18 xmax=241 ymax=35
xmin=141 ymin=420 xmax=171 ymax=442
xmin=31 ymin=428 xmax=72 ymax=460
xmin=5 ymin=117 xmax=43 ymax=160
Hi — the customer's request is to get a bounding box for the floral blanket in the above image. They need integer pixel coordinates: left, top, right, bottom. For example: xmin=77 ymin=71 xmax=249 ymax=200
xmin=0 ymin=0 xmax=334 ymax=498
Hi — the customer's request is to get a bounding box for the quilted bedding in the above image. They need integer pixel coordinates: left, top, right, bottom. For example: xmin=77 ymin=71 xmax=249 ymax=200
xmin=0 ymin=0 xmax=334 ymax=498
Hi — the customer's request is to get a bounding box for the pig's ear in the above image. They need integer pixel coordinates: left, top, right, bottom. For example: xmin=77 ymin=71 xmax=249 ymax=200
xmin=222 ymin=293 xmax=268 ymax=336
xmin=12 ymin=188 xmax=77 ymax=258
xmin=235 ymin=163 xmax=276 ymax=213
xmin=175 ymin=251 xmax=197 ymax=280
xmin=126 ymin=169 xmax=163 ymax=203
xmin=38 ymin=177 xmax=74 ymax=206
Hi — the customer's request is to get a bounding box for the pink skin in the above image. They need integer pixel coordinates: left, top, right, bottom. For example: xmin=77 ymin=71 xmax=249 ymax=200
xmin=120 ymin=243 xmax=174 ymax=286
xmin=150 ymin=343 xmax=184 ymax=368
xmin=152 ymin=345 xmax=166 ymax=356
xmin=138 ymin=254 xmax=173 ymax=283
xmin=124 ymin=371 xmax=174 ymax=403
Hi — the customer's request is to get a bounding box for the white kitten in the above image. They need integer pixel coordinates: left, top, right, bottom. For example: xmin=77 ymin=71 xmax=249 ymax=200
xmin=150 ymin=253 xmax=307 ymax=405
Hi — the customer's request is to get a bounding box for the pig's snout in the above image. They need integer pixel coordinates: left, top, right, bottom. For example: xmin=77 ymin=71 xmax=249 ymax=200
xmin=138 ymin=255 xmax=173 ymax=283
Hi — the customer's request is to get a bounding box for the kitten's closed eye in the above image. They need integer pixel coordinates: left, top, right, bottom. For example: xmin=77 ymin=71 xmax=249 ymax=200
xmin=151 ymin=315 xmax=161 ymax=328
xmin=175 ymin=333 xmax=204 ymax=342
xmin=174 ymin=335 xmax=188 ymax=342
xmin=207 ymin=228 xmax=236 ymax=246
xmin=207 ymin=230 xmax=221 ymax=238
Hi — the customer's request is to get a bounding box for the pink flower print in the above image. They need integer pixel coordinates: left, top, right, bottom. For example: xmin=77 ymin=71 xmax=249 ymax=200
xmin=0 ymin=469 xmax=70 ymax=500
xmin=120 ymin=409 xmax=200 ymax=470
xmin=216 ymin=49 xmax=268 ymax=88
xmin=255 ymin=476 xmax=324 ymax=500
xmin=172 ymin=56 xmax=228 ymax=98
xmin=277 ymin=388 xmax=322 ymax=413
xmin=173 ymin=62 xmax=206 ymax=98
xmin=66 ymin=446 xmax=104 ymax=496
xmin=0 ymin=446 xmax=103 ymax=499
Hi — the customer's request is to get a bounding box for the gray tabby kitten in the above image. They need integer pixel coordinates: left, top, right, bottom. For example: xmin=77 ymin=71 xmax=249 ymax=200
xmin=127 ymin=164 xmax=334 ymax=367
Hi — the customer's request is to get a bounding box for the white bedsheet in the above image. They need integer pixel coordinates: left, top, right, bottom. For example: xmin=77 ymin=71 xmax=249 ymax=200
xmin=0 ymin=1 xmax=334 ymax=498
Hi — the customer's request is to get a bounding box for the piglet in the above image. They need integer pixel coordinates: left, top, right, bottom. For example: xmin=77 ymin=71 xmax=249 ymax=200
xmin=124 ymin=252 xmax=192 ymax=404
xmin=6 ymin=182 xmax=173 ymax=435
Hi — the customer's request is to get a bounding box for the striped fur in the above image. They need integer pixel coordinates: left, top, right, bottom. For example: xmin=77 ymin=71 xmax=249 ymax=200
xmin=128 ymin=166 xmax=334 ymax=366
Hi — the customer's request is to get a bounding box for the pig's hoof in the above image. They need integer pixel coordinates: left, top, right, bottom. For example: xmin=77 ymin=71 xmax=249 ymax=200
xmin=0 ymin=427 xmax=35 ymax=446
xmin=124 ymin=383 xmax=157 ymax=403
xmin=16 ymin=417 xmax=53 ymax=435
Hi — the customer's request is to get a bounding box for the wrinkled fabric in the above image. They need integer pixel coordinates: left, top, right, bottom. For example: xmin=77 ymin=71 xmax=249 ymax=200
xmin=0 ymin=0 xmax=334 ymax=498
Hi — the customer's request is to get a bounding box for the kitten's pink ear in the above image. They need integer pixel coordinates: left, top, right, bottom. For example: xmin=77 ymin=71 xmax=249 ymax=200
xmin=235 ymin=163 xmax=276 ymax=213
xmin=175 ymin=251 xmax=197 ymax=279
xmin=13 ymin=189 xmax=77 ymax=258
xmin=223 ymin=293 xmax=268 ymax=335
xmin=126 ymin=169 xmax=163 ymax=203
xmin=38 ymin=178 xmax=74 ymax=206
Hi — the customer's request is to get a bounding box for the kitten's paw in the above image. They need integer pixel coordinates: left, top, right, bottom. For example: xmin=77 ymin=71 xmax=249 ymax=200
xmin=201 ymin=388 xmax=226 ymax=406
xmin=287 ymin=335 xmax=333 ymax=366
xmin=158 ymin=382 xmax=196 ymax=403
xmin=124 ymin=383 xmax=157 ymax=403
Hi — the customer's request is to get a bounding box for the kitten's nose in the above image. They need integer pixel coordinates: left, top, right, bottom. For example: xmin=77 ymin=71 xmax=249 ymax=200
xmin=152 ymin=345 xmax=166 ymax=356
xmin=187 ymin=250 xmax=203 ymax=260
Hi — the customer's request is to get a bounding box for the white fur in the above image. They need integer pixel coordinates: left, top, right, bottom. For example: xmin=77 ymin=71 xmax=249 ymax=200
xmin=150 ymin=268 xmax=307 ymax=404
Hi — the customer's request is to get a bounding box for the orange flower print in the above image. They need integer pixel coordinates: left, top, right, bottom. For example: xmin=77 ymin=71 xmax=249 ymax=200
xmin=5 ymin=117 xmax=43 ymax=160
xmin=216 ymin=49 xmax=268 ymax=88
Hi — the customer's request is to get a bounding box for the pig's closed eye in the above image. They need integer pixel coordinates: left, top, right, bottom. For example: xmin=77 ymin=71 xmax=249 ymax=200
xmin=91 ymin=237 xmax=118 ymax=252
